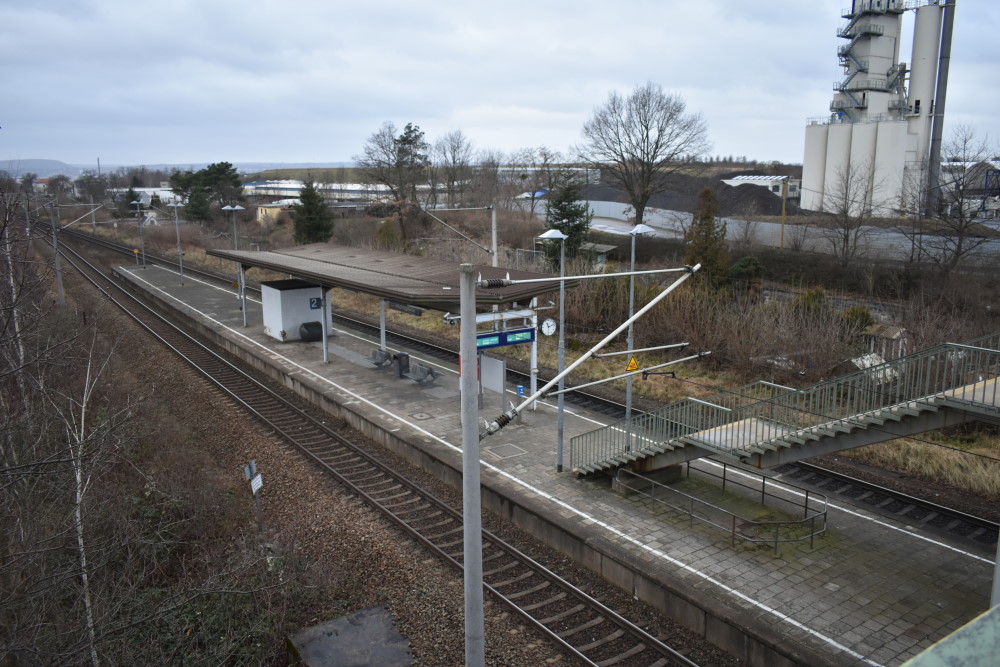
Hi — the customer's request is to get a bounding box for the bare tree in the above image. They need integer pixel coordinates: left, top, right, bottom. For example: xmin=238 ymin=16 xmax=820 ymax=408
xmin=817 ymin=157 xmax=881 ymax=265
xmin=924 ymin=125 xmax=999 ymax=272
xmin=433 ymin=130 xmax=475 ymax=207
xmin=354 ymin=121 xmax=430 ymax=205
xmin=579 ymin=81 xmax=710 ymax=227
xmin=732 ymin=200 xmax=761 ymax=248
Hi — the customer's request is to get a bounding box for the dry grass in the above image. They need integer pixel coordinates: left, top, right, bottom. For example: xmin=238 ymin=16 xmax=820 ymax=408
xmin=841 ymin=434 xmax=1000 ymax=500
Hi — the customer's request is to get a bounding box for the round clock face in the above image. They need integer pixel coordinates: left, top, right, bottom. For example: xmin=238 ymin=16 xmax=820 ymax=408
xmin=540 ymin=318 xmax=557 ymax=336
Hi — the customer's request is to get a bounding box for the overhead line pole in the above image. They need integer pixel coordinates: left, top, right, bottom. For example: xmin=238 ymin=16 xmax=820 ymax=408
xmin=481 ymin=264 xmax=700 ymax=439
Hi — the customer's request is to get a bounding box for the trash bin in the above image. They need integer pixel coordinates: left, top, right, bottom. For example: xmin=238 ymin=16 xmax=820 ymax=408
xmin=299 ymin=321 xmax=323 ymax=342
xmin=391 ymin=352 xmax=410 ymax=378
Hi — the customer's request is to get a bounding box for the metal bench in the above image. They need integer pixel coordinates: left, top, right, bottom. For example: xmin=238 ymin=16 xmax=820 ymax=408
xmin=369 ymin=348 xmax=392 ymax=367
xmin=403 ymin=363 xmax=443 ymax=386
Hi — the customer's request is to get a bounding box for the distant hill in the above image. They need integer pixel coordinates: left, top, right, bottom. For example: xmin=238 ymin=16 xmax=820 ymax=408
xmin=1 ymin=159 xmax=354 ymax=180
xmin=1 ymin=159 xmax=83 ymax=179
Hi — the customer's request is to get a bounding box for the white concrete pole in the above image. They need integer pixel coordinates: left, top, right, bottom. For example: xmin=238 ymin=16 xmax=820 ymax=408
xmin=491 ymin=206 xmax=498 ymax=268
xmin=172 ymin=204 xmax=185 ymax=284
xmin=240 ymin=265 xmax=248 ymax=328
xmin=530 ymin=297 xmax=538 ymax=411
xmin=625 ymin=232 xmax=637 ymax=450
xmin=556 ymin=239 xmax=566 ymax=471
xmin=321 ymin=286 xmax=330 ymax=363
xmin=459 ymin=264 xmax=485 ymax=666
xmin=379 ymin=298 xmax=387 ymax=351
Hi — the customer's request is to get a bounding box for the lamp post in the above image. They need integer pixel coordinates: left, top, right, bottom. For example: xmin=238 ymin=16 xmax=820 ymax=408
xmin=167 ymin=202 xmax=185 ymax=284
xmin=538 ymin=228 xmax=568 ymax=471
xmin=625 ymin=223 xmax=655 ymax=450
xmin=221 ymin=204 xmax=246 ymax=250
xmin=130 ymin=199 xmax=146 ymax=267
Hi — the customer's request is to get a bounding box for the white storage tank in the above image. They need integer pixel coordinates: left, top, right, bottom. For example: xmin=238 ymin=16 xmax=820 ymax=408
xmin=261 ymin=279 xmax=324 ymax=342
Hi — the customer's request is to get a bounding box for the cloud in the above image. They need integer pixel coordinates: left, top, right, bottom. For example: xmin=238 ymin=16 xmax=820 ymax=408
xmin=1 ymin=0 xmax=996 ymax=167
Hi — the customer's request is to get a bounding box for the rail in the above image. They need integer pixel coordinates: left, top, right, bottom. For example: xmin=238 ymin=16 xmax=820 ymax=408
xmin=616 ymin=465 xmax=828 ymax=555
xmin=572 ymin=333 xmax=1000 ymax=470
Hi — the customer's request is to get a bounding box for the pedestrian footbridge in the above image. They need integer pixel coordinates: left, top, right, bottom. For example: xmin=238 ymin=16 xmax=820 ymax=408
xmin=570 ymin=332 xmax=1000 ymax=473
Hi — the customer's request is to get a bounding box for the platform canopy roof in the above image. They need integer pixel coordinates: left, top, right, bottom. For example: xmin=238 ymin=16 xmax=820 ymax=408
xmin=207 ymin=243 xmax=575 ymax=311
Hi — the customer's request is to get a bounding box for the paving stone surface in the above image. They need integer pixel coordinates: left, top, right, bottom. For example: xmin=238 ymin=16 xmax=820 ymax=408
xmin=117 ymin=264 xmax=994 ymax=667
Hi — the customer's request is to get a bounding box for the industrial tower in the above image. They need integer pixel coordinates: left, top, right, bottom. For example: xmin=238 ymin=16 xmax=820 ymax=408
xmin=801 ymin=0 xmax=956 ymax=216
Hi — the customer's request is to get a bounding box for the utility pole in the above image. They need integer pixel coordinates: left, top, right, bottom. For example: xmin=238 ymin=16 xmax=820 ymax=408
xmin=459 ymin=264 xmax=485 ymax=666
xmin=780 ymin=178 xmax=788 ymax=249
xmin=49 ymin=201 xmax=65 ymax=306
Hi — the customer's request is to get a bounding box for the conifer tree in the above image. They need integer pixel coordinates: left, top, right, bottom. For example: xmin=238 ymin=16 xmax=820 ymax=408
xmin=293 ymin=180 xmax=333 ymax=244
xmin=684 ymin=187 xmax=729 ymax=284
xmin=544 ymin=177 xmax=592 ymax=260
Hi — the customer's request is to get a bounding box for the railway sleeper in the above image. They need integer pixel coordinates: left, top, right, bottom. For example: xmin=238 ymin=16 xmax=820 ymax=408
xmin=524 ymin=592 xmax=569 ymax=614
xmin=380 ymin=492 xmax=420 ymax=506
xmin=557 ymin=614 xmax=607 ymax=638
xmin=597 ymin=641 xmax=649 ymax=665
xmin=391 ymin=501 xmax=433 ymax=516
xmin=491 ymin=570 xmax=535 ymax=589
xmin=537 ymin=602 xmax=586 ymax=624
xmin=577 ymin=629 xmax=626 ymax=652
xmin=484 ymin=561 xmax=520 ymax=577
xmin=410 ymin=515 xmax=450 ymax=529
xmin=505 ymin=580 xmax=552 ymax=601
xmin=426 ymin=526 xmax=463 ymax=540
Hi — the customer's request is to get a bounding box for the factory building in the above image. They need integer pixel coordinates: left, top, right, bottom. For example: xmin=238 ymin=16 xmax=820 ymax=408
xmin=801 ymin=0 xmax=956 ymax=216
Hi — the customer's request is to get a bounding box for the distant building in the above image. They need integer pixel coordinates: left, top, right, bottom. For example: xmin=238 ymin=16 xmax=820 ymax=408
xmin=801 ymin=1 xmax=955 ymax=216
xmin=720 ymin=175 xmax=800 ymax=199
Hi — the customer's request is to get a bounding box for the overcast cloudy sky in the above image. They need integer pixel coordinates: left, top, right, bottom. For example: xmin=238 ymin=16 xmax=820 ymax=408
xmin=1 ymin=0 xmax=997 ymax=171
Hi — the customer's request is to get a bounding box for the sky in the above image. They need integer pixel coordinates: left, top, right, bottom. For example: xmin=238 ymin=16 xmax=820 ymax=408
xmin=1 ymin=0 xmax=997 ymax=172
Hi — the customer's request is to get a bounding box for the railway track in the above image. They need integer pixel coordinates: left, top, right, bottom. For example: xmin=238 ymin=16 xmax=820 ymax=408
xmin=57 ymin=232 xmax=700 ymax=665
xmin=773 ymin=461 xmax=1000 ymax=550
xmin=62 ymin=228 xmax=1000 ymax=554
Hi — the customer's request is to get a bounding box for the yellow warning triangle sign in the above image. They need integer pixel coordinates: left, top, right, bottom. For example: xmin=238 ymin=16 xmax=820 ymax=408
xmin=625 ymin=355 xmax=639 ymax=372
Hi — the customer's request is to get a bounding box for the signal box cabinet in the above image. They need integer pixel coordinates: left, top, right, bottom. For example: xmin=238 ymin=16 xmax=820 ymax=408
xmin=261 ymin=279 xmax=324 ymax=341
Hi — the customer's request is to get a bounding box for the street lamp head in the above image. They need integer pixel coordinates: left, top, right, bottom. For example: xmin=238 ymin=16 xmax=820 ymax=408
xmin=130 ymin=200 xmax=141 ymax=206
xmin=223 ymin=204 xmax=245 ymax=212
xmin=629 ymin=223 xmax=655 ymax=236
xmin=537 ymin=229 xmax=568 ymax=241
xmin=167 ymin=203 xmax=183 ymax=208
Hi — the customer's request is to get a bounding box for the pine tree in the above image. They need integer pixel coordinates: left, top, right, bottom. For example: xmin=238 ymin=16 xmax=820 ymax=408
xmin=184 ymin=186 xmax=211 ymax=223
xmin=684 ymin=187 xmax=729 ymax=285
xmin=293 ymin=180 xmax=333 ymax=244
xmin=544 ymin=177 xmax=592 ymax=261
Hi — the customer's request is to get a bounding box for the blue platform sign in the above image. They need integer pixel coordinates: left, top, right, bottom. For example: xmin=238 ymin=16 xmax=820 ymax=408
xmin=309 ymin=297 xmax=322 ymax=310
xmin=476 ymin=328 xmax=536 ymax=350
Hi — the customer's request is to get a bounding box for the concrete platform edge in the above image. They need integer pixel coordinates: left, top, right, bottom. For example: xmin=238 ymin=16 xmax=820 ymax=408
xmin=114 ymin=268 xmax=842 ymax=667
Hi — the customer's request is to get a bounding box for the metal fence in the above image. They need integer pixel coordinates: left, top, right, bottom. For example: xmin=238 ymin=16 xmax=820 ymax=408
xmin=616 ymin=465 xmax=828 ymax=555
xmin=571 ymin=332 xmax=1000 ymax=470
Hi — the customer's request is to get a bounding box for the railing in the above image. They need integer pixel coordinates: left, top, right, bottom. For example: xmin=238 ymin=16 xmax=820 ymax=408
xmin=616 ymin=466 xmax=828 ymax=555
xmin=693 ymin=333 xmax=1000 ymax=457
xmin=570 ymin=333 xmax=1000 ymax=470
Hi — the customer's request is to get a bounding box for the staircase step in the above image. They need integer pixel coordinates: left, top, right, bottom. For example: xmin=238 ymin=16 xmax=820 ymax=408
xmin=892 ymin=406 xmax=921 ymax=417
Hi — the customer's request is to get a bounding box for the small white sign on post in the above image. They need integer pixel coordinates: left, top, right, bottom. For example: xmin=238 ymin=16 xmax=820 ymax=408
xmin=250 ymin=473 xmax=263 ymax=495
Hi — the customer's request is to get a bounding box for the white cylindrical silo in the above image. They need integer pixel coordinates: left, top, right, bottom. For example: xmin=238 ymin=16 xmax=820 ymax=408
xmin=849 ymin=122 xmax=879 ymax=215
xmin=801 ymin=123 xmax=830 ymax=211
xmin=873 ymin=121 xmax=908 ymax=213
xmin=823 ymin=123 xmax=854 ymax=212
xmin=909 ymin=4 xmax=943 ymax=120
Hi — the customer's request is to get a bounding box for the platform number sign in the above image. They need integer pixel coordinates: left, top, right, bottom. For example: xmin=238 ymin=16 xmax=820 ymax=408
xmin=309 ymin=297 xmax=322 ymax=310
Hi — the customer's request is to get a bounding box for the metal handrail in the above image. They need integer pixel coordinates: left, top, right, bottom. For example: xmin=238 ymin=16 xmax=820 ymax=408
xmin=616 ymin=467 xmax=828 ymax=555
xmin=571 ymin=332 xmax=1000 ymax=470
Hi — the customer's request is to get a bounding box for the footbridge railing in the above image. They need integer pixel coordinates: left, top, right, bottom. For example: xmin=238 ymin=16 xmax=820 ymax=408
xmin=570 ymin=332 xmax=1000 ymax=472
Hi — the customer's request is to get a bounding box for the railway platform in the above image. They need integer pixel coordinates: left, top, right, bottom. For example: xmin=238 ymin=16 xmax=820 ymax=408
xmin=112 ymin=262 xmax=994 ymax=667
